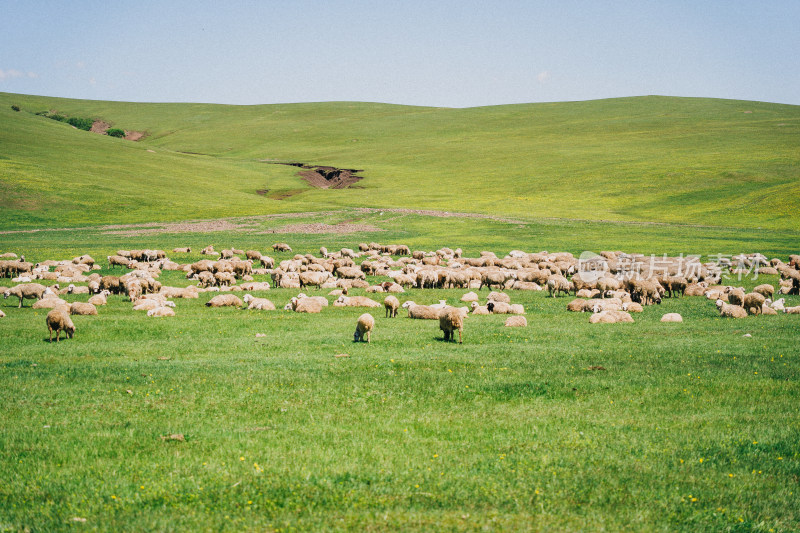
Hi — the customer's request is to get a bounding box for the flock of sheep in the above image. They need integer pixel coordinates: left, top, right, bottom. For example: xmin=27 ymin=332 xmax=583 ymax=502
xmin=1 ymin=244 xmax=799 ymax=343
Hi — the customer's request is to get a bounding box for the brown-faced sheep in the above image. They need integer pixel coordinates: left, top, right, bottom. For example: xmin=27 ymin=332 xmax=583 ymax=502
xmin=716 ymin=300 xmax=747 ymax=318
xmin=402 ymin=301 xmax=440 ymax=319
xmin=205 ymin=294 xmax=243 ymax=308
xmin=743 ymin=292 xmax=766 ymax=315
xmin=353 ymin=313 xmax=375 ymax=343
xmin=46 ymin=308 xmax=75 ymax=342
xmin=384 ymin=295 xmax=399 ymax=318
xmin=504 ymin=316 xmax=527 ymax=327
xmin=439 ymin=307 xmax=463 ymax=343
xmin=4 ymin=283 xmax=47 ymax=307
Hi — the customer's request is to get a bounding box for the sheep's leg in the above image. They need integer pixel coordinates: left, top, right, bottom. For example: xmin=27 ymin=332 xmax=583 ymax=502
xmin=49 ymin=327 xmax=53 ymax=343
xmin=55 ymin=329 xmax=60 ymax=342
xmin=458 ymin=329 xmax=462 ymax=344
xmin=366 ymin=331 xmax=370 ymax=343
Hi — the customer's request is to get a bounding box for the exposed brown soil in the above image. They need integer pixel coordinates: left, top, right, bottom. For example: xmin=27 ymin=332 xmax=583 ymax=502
xmin=257 ymin=223 xmax=383 ymax=234
xmin=125 ymin=131 xmax=146 ymax=141
xmin=266 ymin=162 xmax=364 ymax=189
xmin=91 ymin=120 xmax=110 ymax=134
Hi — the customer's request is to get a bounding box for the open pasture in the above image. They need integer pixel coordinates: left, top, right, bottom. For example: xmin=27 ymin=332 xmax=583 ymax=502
xmin=1 ymin=223 xmax=799 ymax=532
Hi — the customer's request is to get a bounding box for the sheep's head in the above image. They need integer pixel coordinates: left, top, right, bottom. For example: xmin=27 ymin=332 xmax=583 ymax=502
xmin=592 ymin=304 xmax=601 ymax=314
xmin=401 ymin=301 xmax=414 ymax=309
xmin=621 ymin=302 xmax=630 ymax=311
xmin=487 ymin=302 xmax=495 ymax=312
xmin=3 ymin=290 xmax=9 ymax=298
xmin=67 ymin=284 xmax=76 ymax=293
xmin=715 ymin=299 xmax=724 ymax=309
xmin=470 ymin=301 xmax=478 ymax=309
xmin=243 ymin=294 xmax=253 ymax=303
xmin=166 ymin=301 xmax=176 ymax=308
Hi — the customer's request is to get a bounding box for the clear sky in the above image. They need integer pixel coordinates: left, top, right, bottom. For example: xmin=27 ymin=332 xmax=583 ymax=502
xmin=1 ymin=0 xmax=798 ymax=107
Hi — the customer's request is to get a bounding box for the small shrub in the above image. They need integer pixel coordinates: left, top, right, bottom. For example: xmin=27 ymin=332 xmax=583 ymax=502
xmin=48 ymin=113 xmax=67 ymax=122
xmin=106 ymin=128 xmax=125 ymax=138
xmin=66 ymin=117 xmax=93 ymax=131
xmin=11 ymin=105 xmax=20 ymax=112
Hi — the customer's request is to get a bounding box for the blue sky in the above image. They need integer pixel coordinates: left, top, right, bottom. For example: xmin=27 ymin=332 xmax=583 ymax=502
xmin=1 ymin=0 xmax=798 ymax=107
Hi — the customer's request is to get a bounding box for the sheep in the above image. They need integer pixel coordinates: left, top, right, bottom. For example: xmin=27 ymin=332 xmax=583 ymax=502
xmin=742 ymin=292 xmax=766 ymax=315
xmin=621 ymin=302 xmax=644 ymax=313
xmin=504 ymin=316 xmax=527 ymax=327
xmin=631 ymin=279 xmax=663 ymax=305
xmin=172 ymin=247 xmax=192 ymax=253
xmin=546 ymin=275 xmax=572 ymax=298
xmin=87 ymin=291 xmax=111 ymax=306
xmin=470 ymin=301 xmax=491 ymax=315
xmin=353 ymin=313 xmax=375 ymax=343
xmin=205 ymin=294 xmax=243 ymax=308
xmin=272 ymin=243 xmax=292 ymax=252
xmin=727 ymin=288 xmax=745 ymax=306
xmin=158 ymin=286 xmax=199 ymax=299
xmin=70 ymin=302 xmax=98 ymax=316
xmin=486 ymin=301 xmax=525 ymax=315
xmin=486 ymin=291 xmax=510 ymax=303
xmin=133 ymin=299 xmax=176 ymax=311
xmin=439 ymin=307 xmax=464 ymax=343
xmin=596 ymin=276 xmax=621 ymax=295
xmin=402 ymin=301 xmax=440 ymax=319
xmin=460 ymin=291 xmax=479 ymax=303
xmin=660 ymin=313 xmax=683 ymax=323
xmin=334 ymin=295 xmax=381 ymax=308
xmin=242 ymin=294 xmax=276 ymax=310
xmin=761 ymin=305 xmax=778 ymax=316
xmin=589 ymin=310 xmax=634 ymax=324
xmin=766 ymin=298 xmax=786 ymax=312
xmin=286 ymin=297 xmax=323 ymax=313
xmin=0 ymin=309 xmax=4 ymax=318
xmin=46 ymin=307 xmax=75 ymax=342
xmin=384 ymin=295 xmax=399 ymax=318
xmin=147 ymin=306 xmax=176 ymax=317
xmin=32 ymin=297 xmax=68 ymax=309
xmin=566 ymin=299 xmax=588 ymax=312
xmin=3 ymin=283 xmax=47 ymax=307
xmin=716 ymin=299 xmax=747 ymax=318
xmin=753 ymin=284 xmax=774 ymax=299
xmin=784 ymin=306 xmax=800 ymax=314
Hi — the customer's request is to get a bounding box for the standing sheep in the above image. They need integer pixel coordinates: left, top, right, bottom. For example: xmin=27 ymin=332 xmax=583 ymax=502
xmin=742 ymin=292 xmax=766 ymax=315
xmin=4 ymin=283 xmax=47 ymax=307
xmin=384 ymin=295 xmax=399 ymax=318
xmin=439 ymin=307 xmax=464 ymax=343
xmin=402 ymin=301 xmax=441 ymax=319
xmin=353 ymin=313 xmax=375 ymax=343
xmin=46 ymin=308 xmax=75 ymax=342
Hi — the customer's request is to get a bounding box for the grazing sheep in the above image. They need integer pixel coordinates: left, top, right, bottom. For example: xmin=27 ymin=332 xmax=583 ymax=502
xmin=439 ymin=307 xmax=464 ymax=343
xmin=716 ymin=299 xmax=747 ymax=318
xmin=589 ymin=310 xmax=634 ymax=324
xmin=504 ymin=316 xmax=527 ymax=327
xmin=3 ymin=283 xmax=47 ymax=307
xmin=147 ymin=306 xmax=176 ymax=317
xmin=272 ymin=243 xmax=292 ymax=252
xmin=727 ymin=288 xmax=745 ymax=306
xmin=242 ymin=294 xmax=276 ymax=310
xmin=660 ymin=313 xmax=683 ymax=323
xmin=384 ymin=295 xmax=399 ymax=318
xmin=546 ymin=275 xmax=572 ymax=298
xmin=742 ymin=292 xmax=766 ymax=315
xmin=402 ymin=301 xmax=441 ymax=319
xmin=632 ymin=279 xmax=663 ymax=306
xmin=353 ymin=313 xmax=375 ymax=343
xmin=753 ymin=284 xmax=774 ymax=299
xmin=70 ymin=302 xmax=98 ymax=316
xmin=46 ymin=307 xmax=75 ymax=342
xmin=470 ymin=301 xmax=491 ymax=315
xmin=334 ymin=295 xmax=381 ymax=308
xmin=205 ymin=294 xmax=243 ymax=308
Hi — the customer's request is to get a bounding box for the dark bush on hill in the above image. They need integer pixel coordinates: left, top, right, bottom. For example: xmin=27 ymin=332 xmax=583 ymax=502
xmin=11 ymin=105 xmax=20 ymax=112
xmin=66 ymin=117 xmax=93 ymax=131
xmin=106 ymin=128 xmax=125 ymax=138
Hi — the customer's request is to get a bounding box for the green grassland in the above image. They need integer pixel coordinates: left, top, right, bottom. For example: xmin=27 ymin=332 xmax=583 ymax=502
xmin=1 ymin=92 xmax=798 ymax=232
xmin=1 ymin=92 xmax=799 ymax=531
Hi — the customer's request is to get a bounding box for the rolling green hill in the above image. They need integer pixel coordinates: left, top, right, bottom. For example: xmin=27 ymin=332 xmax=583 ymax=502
xmin=1 ymin=92 xmax=798 ymax=231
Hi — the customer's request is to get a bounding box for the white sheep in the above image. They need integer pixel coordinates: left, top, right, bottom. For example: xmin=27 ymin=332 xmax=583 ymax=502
xmin=243 ymin=294 xmax=276 ymax=310
xmin=384 ymin=295 xmax=400 ymax=318
xmin=147 ymin=306 xmax=176 ymax=317
xmin=660 ymin=313 xmax=683 ymax=323
xmin=504 ymin=316 xmax=527 ymax=327
xmin=354 ymin=313 xmax=374 ymax=343
xmin=402 ymin=301 xmax=440 ymax=319
xmin=716 ymin=299 xmax=747 ymax=318
xmin=589 ymin=310 xmax=634 ymax=323
xmin=46 ymin=307 xmax=75 ymax=342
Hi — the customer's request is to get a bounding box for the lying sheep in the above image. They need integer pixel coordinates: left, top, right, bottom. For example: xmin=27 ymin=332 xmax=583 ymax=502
xmin=621 ymin=302 xmax=644 ymax=313
xmin=461 ymin=291 xmax=479 ymax=303
xmin=147 ymin=306 xmax=176 ymax=317
xmin=439 ymin=307 xmax=464 ymax=343
xmin=0 ymin=309 xmax=4 ymax=318
xmin=470 ymin=301 xmax=491 ymax=315
xmin=384 ymin=295 xmax=399 ymax=318
xmin=716 ymin=299 xmax=747 ymax=318
xmin=243 ymin=294 xmax=276 ymax=310
xmin=353 ymin=313 xmax=375 ymax=343
xmin=402 ymin=301 xmax=440 ymax=319
xmin=743 ymin=292 xmax=766 ymax=315
xmin=486 ymin=291 xmax=510 ymax=303
xmin=660 ymin=313 xmax=683 ymax=323
xmin=70 ymin=302 xmax=97 ymax=316
xmin=766 ymin=298 xmax=786 ymax=312
xmin=4 ymin=283 xmax=47 ymax=307
xmin=486 ymin=301 xmax=525 ymax=314
xmin=205 ymin=294 xmax=243 ymax=308
xmin=784 ymin=306 xmax=800 ymax=314
xmin=334 ymin=295 xmax=381 ymax=308
xmin=32 ymin=297 xmax=68 ymax=309
xmin=172 ymin=247 xmax=191 ymax=253
xmin=133 ymin=299 xmax=176 ymax=311
xmin=589 ymin=310 xmax=634 ymax=323
xmin=46 ymin=307 xmax=75 ymax=342
xmin=504 ymin=316 xmax=527 ymax=327
xmin=287 ymin=297 xmax=323 ymax=313
xmin=753 ymin=284 xmax=774 ymax=299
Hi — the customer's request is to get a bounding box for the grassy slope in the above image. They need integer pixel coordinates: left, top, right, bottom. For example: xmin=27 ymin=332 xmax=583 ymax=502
xmin=1 ymin=92 xmax=798 ymax=232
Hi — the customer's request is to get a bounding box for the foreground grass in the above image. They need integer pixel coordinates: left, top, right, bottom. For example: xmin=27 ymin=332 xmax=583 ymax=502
xmin=1 ymin=228 xmax=799 ymax=531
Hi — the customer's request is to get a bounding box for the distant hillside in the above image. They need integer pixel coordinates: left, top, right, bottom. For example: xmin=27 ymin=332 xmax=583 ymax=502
xmin=0 ymin=92 xmax=798 ymax=230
